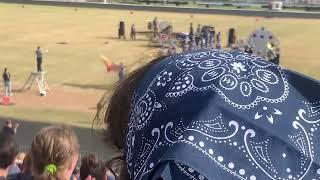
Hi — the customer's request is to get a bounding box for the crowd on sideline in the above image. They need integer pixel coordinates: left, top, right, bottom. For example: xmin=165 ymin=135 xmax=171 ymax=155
xmin=128 ymin=17 xmax=281 ymax=66
xmin=0 ymin=121 xmax=117 ymax=180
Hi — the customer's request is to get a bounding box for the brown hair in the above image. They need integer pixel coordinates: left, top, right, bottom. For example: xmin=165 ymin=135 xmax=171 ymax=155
xmin=30 ymin=125 xmax=79 ymax=180
xmin=0 ymin=132 xmax=17 ymax=169
xmin=99 ymin=56 xmax=167 ymax=179
xmin=80 ymin=153 xmax=100 ymax=180
xmin=103 ymin=56 xmax=165 ymax=150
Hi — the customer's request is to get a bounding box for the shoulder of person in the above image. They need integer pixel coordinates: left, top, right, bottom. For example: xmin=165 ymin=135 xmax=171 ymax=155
xmin=7 ymin=173 xmax=33 ymax=180
xmin=3 ymin=126 xmax=15 ymax=135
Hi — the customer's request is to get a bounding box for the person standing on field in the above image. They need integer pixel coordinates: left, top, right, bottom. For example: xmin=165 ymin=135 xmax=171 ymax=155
xmin=130 ymin=24 xmax=136 ymax=40
xmin=216 ymin=32 xmax=222 ymax=49
xmin=153 ymin=17 xmax=159 ymax=38
xmin=35 ymin=46 xmax=43 ymax=72
xmin=2 ymin=68 xmax=11 ymax=96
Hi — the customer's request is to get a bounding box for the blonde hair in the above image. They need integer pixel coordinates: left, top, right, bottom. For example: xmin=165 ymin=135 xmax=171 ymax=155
xmin=15 ymin=152 xmax=26 ymax=164
xmin=30 ymin=125 xmax=79 ymax=180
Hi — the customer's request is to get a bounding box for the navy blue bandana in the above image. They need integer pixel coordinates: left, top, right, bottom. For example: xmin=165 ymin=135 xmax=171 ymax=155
xmin=126 ymin=49 xmax=320 ymax=180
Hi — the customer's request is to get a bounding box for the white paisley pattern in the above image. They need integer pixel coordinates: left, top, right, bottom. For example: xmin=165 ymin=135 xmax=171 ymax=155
xmin=126 ymin=49 xmax=320 ymax=180
xmin=165 ymin=50 xmax=289 ymax=109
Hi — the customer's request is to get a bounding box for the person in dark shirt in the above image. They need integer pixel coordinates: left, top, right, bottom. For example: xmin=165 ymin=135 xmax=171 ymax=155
xmin=189 ymin=23 xmax=194 ymax=39
xmin=0 ymin=133 xmax=17 ymax=179
xmin=118 ymin=63 xmax=125 ymax=81
xmin=152 ymin=17 xmax=158 ymax=37
xmin=2 ymin=68 xmax=11 ymax=96
xmin=35 ymin=46 xmax=43 ymax=72
xmin=130 ymin=24 xmax=136 ymax=40
xmin=2 ymin=120 xmax=19 ymax=137
xmin=216 ymin=32 xmax=222 ymax=49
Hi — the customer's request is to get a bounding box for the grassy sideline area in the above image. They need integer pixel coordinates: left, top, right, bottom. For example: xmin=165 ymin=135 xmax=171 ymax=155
xmin=0 ymin=106 xmax=95 ymax=128
xmin=0 ymin=2 xmax=319 ymax=127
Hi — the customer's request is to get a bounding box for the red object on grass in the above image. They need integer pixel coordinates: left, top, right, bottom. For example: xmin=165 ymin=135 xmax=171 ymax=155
xmin=2 ymin=96 xmax=10 ymax=105
xmin=105 ymin=61 xmax=120 ymax=72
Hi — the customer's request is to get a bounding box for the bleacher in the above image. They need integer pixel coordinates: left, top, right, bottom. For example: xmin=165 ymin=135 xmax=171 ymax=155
xmin=196 ymin=0 xmax=320 ymax=11
xmin=137 ymin=0 xmax=188 ymax=6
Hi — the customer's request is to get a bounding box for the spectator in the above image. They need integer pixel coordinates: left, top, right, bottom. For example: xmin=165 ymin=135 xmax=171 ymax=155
xmin=104 ymin=159 xmax=119 ymax=180
xmin=70 ymin=167 xmax=80 ymax=180
xmin=1 ymin=120 xmax=19 ymax=137
xmin=15 ymin=152 xmax=25 ymax=170
xmin=7 ymin=152 xmax=25 ymax=177
xmin=30 ymin=125 xmax=79 ymax=180
xmin=209 ymin=26 xmax=215 ymax=48
xmin=80 ymin=153 xmax=110 ymax=180
xmin=80 ymin=153 xmax=100 ymax=180
xmin=105 ymin=168 xmax=115 ymax=180
xmin=182 ymin=37 xmax=188 ymax=53
xmin=21 ymin=153 xmax=32 ymax=176
xmin=189 ymin=35 xmax=195 ymax=50
xmin=195 ymin=24 xmax=201 ymax=47
xmin=7 ymin=164 xmax=20 ymax=178
xmin=2 ymin=68 xmax=12 ymax=96
xmin=5 ymin=151 xmax=32 ymax=180
xmin=202 ymin=26 xmax=210 ymax=47
xmin=5 ymin=152 xmax=33 ymax=180
xmin=7 ymin=152 xmax=26 ymax=177
xmin=0 ymin=133 xmax=17 ymax=179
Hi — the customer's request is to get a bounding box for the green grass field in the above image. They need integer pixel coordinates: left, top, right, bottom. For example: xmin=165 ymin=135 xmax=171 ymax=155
xmin=0 ymin=2 xmax=319 ymax=127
